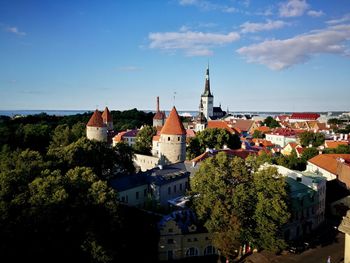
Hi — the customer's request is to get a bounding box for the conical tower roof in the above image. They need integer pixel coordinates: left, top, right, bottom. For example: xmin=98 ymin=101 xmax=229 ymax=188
xmin=202 ymin=65 xmax=212 ymax=97
xmin=87 ymin=110 xmax=106 ymax=127
xmin=160 ymin=107 xmax=186 ymax=135
xmin=102 ymin=107 xmax=113 ymax=122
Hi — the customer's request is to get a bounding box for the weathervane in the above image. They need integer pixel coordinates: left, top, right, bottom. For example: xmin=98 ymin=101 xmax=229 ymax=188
xmin=173 ymin=91 xmax=177 ymax=106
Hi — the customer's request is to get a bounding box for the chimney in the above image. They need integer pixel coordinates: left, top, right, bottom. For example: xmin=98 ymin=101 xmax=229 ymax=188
xmin=345 ymin=134 xmax=348 ymax=140
xmin=156 ymin=96 xmax=160 ymax=112
xmin=340 ymin=133 xmax=344 ymax=140
xmin=333 ymin=135 xmax=337 ymax=141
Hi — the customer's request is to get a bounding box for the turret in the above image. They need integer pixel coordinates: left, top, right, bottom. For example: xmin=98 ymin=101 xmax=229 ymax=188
xmin=159 ymin=107 xmax=186 ymax=164
xmin=195 ymin=98 xmax=207 ymax=132
xmin=102 ymin=106 xmax=113 ymax=131
xmin=86 ymin=109 xmax=107 ymax=142
xmin=153 ymin=96 xmax=166 ymax=127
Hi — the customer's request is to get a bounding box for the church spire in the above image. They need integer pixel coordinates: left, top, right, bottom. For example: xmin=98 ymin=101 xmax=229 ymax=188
xmin=202 ymin=64 xmax=212 ymax=97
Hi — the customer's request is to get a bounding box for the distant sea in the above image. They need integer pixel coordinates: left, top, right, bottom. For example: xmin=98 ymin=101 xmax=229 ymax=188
xmin=0 ymin=110 xmax=344 ymax=118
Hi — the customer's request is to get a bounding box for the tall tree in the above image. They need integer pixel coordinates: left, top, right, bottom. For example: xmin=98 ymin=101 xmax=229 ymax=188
xmin=301 ymin=147 xmax=319 ymax=162
xmin=298 ymin=131 xmax=325 ymax=147
xmin=263 ymin=116 xmax=280 ymax=128
xmin=133 ymin=125 xmax=157 ymax=155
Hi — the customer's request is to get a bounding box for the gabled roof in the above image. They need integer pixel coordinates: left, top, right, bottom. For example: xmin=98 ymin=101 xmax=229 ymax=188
xmin=207 ymin=120 xmax=238 ymax=134
xmin=267 ymin=128 xmax=297 ymax=137
xmin=308 ymin=154 xmax=350 ymax=175
xmin=87 ymin=110 xmax=106 ymax=127
xmin=102 ymin=107 xmax=113 ymax=123
xmin=160 ymin=107 xmax=186 ymax=135
xmin=290 ymin=113 xmax=320 ymax=120
xmin=324 ymin=140 xmax=349 ymax=149
xmin=230 ymin=119 xmax=254 ymax=132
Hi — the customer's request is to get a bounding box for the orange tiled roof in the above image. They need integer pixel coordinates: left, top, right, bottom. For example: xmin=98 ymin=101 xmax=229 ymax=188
xmin=186 ymin=129 xmax=196 ymax=137
xmin=230 ymin=119 xmax=254 ymax=132
xmin=255 ymin=126 xmax=270 ymax=133
xmin=207 ymin=120 xmax=238 ymax=134
xmin=324 ymin=140 xmax=349 ymax=149
xmin=308 ymin=154 xmax=350 ymax=175
xmin=160 ymin=107 xmax=186 ymax=135
xmin=87 ymin=110 xmax=106 ymax=127
xmin=152 ymin=135 xmax=160 ymax=141
xmin=102 ymin=107 xmax=113 ymax=123
xmin=153 ymin=111 xmax=166 ymax=120
xmin=113 ymin=131 xmax=126 ymax=142
xmin=190 ymin=148 xmax=257 ymax=164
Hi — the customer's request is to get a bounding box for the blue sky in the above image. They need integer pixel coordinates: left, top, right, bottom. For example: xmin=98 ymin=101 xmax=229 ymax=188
xmin=1 ymin=0 xmax=350 ymax=112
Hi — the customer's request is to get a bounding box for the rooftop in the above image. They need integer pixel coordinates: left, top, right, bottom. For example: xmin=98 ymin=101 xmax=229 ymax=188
xmin=87 ymin=109 xmax=106 ymax=127
xmin=160 ymin=107 xmax=186 ymax=135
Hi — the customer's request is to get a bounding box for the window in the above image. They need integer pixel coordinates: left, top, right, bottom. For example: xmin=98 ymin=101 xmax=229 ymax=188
xmin=173 ymin=185 xmax=176 ymax=193
xmin=121 ymin=196 xmax=125 ymax=202
xmin=136 ymin=191 xmax=139 ymax=200
xmin=187 ymin=238 xmax=191 ymax=242
xmin=168 ymin=186 xmax=171 ymax=195
xmin=185 ymin=181 xmax=189 ymax=190
xmin=168 ymin=228 xmax=173 ymax=233
xmin=204 ymin=246 xmax=215 ymax=255
xmin=144 ymin=189 xmax=147 ymax=197
xmin=168 ymin=137 xmax=171 ymax=141
xmin=186 ymin=247 xmax=198 ymax=257
xmin=179 ymin=184 xmax=182 ymax=191
xmin=178 ymin=137 xmax=180 ymax=141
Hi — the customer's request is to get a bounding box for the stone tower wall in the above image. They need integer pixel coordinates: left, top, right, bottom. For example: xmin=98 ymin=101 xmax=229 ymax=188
xmin=86 ymin=126 xmax=107 ymax=142
xmin=159 ymin=134 xmax=186 ymax=164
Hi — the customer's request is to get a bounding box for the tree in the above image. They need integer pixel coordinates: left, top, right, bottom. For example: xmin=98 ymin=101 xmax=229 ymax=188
xmin=252 ymin=130 xmax=265 ymax=139
xmin=301 ymin=147 xmax=319 ymax=162
xmin=190 ymin=153 xmax=249 ymax=259
xmin=133 ymin=125 xmax=157 ymax=155
xmin=324 ymin=144 xmax=350 ymax=154
xmin=298 ymin=131 xmax=325 ymax=147
xmin=264 ymin=116 xmax=280 ymax=129
xmin=186 ymin=128 xmax=241 ymax=159
xmin=190 ymin=153 xmax=290 ymax=258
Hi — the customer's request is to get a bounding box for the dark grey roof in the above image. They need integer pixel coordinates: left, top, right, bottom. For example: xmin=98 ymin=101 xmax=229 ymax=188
xmin=109 ymin=162 xmax=190 ymax=191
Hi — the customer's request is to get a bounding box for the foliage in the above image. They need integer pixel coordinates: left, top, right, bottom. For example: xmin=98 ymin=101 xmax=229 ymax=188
xmin=324 ymin=144 xmax=350 ymax=154
xmin=111 ymin=108 xmax=154 ymax=131
xmin=328 ymin=118 xmax=342 ymax=125
xmin=275 ymin=150 xmax=306 ymax=171
xmin=301 ymin=147 xmax=319 ymax=162
xmin=190 ymin=153 xmax=290 ymax=258
xmin=133 ymin=125 xmax=157 ymax=155
xmin=263 ymin=116 xmax=280 ymax=129
xmin=252 ymin=130 xmax=265 ymax=139
xmin=186 ymin=128 xmax=241 ymax=159
xmin=298 ymin=131 xmax=325 ymax=147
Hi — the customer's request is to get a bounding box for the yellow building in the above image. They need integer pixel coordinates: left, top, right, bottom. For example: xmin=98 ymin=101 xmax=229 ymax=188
xmin=158 ymin=210 xmax=216 ymax=261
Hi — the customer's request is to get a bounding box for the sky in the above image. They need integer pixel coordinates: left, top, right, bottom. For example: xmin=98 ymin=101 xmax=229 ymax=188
xmin=1 ymin=0 xmax=350 ymax=112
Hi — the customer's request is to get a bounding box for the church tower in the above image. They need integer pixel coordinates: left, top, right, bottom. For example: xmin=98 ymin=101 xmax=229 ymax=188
xmin=201 ymin=65 xmax=214 ymax=120
xmin=159 ymin=106 xmax=186 ymax=164
xmin=195 ymin=98 xmax=207 ymax=132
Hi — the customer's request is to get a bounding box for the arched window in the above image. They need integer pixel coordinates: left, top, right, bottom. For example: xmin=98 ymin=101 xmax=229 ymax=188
xmin=186 ymin=247 xmax=198 ymax=257
xmin=204 ymin=245 xmax=216 ymax=255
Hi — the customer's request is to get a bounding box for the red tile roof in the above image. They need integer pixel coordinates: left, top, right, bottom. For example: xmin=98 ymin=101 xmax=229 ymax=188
xmin=102 ymin=107 xmax=113 ymax=123
xmin=255 ymin=126 xmax=270 ymax=133
xmin=308 ymin=154 xmax=350 ymax=175
xmin=87 ymin=110 xmax=106 ymax=127
xmin=267 ymin=128 xmax=297 ymax=137
xmin=290 ymin=113 xmax=320 ymax=120
xmin=153 ymin=111 xmax=166 ymax=120
xmin=160 ymin=107 xmax=186 ymax=135
xmin=152 ymin=135 xmax=160 ymax=141
xmin=186 ymin=129 xmax=196 ymax=137
xmin=207 ymin=120 xmax=238 ymax=134
xmin=324 ymin=140 xmax=349 ymax=149
xmin=190 ymin=148 xmax=257 ymax=164
xmin=230 ymin=119 xmax=254 ymax=132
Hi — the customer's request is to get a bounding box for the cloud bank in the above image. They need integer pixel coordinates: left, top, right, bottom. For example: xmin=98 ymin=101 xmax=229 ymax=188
xmin=237 ymin=24 xmax=350 ymax=70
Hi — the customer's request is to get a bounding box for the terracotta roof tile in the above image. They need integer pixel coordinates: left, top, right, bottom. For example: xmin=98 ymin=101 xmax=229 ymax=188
xmin=230 ymin=119 xmax=254 ymax=132
xmin=324 ymin=140 xmax=349 ymax=149
xmin=152 ymin=135 xmax=160 ymax=141
xmin=87 ymin=110 xmax=106 ymax=127
xmin=207 ymin=120 xmax=238 ymax=134
xmin=102 ymin=107 xmax=113 ymax=123
xmin=290 ymin=113 xmax=320 ymax=120
xmin=153 ymin=111 xmax=166 ymax=120
xmin=160 ymin=107 xmax=186 ymax=135
xmin=308 ymin=154 xmax=350 ymax=175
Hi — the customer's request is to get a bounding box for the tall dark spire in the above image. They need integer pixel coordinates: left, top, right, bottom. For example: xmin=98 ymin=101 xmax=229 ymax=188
xmin=202 ymin=65 xmax=213 ymax=97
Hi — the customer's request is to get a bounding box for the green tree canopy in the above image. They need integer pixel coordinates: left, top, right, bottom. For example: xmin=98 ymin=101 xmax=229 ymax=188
xmin=298 ymin=131 xmax=325 ymax=147
xmin=263 ymin=116 xmax=280 ymax=128
xmin=301 ymin=147 xmax=319 ymax=162
xmin=190 ymin=153 xmax=290 ymax=259
xmin=133 ymin=125 xmax=157 ymax=155
xmin=186 ymin=128 xmax=241 ymax=159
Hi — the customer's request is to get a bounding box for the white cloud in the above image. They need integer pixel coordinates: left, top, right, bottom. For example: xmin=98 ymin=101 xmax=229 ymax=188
xmin=5 ymin=26 xmax=26 ymax=36
xmin=177 ymin=0 xmax=237 ymax=13
xmin=236 ymin=24 xmax=350 ymax=70
xmin=149 ymin=30 xmax=240 ymax=56
xmin=279 ymin=0 xmax=309 ymax=17
xmin=307 ymin=10 xmax=324 ymax=17
xmin=240 ymin=20 xmax=288 ymax=33
xmin=326 ymin=13 xmax=350 ymax=25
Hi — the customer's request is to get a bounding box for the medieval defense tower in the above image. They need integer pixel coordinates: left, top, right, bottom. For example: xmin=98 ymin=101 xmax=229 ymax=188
xmin=86 ymin=109 xmax=107 ymax=142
